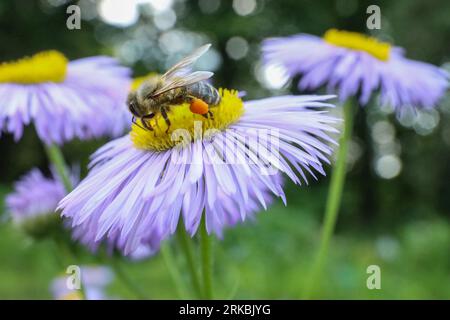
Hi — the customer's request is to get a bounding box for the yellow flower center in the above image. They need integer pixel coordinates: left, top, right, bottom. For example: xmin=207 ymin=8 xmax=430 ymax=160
xmin=323 ymin=29 xmax=391 ymax=61
xmin=0 ymin=50 xmax=68 ymax=84
xmin=131 ymin=89 xmax=244 ymax=151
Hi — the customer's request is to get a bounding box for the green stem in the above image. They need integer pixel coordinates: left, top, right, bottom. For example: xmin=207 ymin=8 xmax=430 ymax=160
xmin=302 ymin=100 xmax=354 ymax=299
xmin=200 ymin=216 xmax=213 ymax=299
xmin=160 ymin=243 xmax=189 ymax=299
xmin=42 ymin=143 xmax=88 ymax=298
xmin=111 ymin=258 xmax=149 ymax=300
xmin=176 ymin=224 xmax=202 ymax=298
xmin=43 ymin=143 xmax=73 ymax=192
xmin=42 ymin=142 xmax=153 ymax=300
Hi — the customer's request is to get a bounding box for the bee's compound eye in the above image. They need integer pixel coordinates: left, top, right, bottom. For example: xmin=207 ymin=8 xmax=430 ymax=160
xmin=129 ymin=102 xmax=138 ymax=116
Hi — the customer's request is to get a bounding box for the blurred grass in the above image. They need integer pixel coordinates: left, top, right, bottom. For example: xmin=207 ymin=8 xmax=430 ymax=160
xmin=0 ymin=184 xmax=448 ymax=299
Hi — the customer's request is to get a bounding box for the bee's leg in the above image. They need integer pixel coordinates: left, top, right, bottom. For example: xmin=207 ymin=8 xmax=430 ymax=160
xmin=189 ymin=95 xmax=212 ymax=120
xmin=132 ymin=116 xmax=146 ymax=130
xmin=143 ymin=113 xmax=155 ymax=121
xmin=142 ymin=120 xmax=154 ymax=131
xmin=141 ymin=113 xmax=155 ymax=131
xmin=161 ymin=107 xmax=171 ymax=133
xmin=200 ymin=111 xmax=214 ymax=120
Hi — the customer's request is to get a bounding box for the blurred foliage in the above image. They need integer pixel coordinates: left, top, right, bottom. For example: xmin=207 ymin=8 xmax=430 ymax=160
xmin=1 ymin=188 xmax=448 ymax=299
xmin=0 ymin=0 xmax=449 ymax=299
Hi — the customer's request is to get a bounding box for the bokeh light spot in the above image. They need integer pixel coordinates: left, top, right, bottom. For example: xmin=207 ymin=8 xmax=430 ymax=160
xmin=226 ymin=36 xmax=249 ymax=60
xmin=375 ymin=154 xmax=402 ymax=179
xmin=98 ymin=0 xmax=139 ymax=27
xmin=232 ymin=0 xmax=257 ymax=16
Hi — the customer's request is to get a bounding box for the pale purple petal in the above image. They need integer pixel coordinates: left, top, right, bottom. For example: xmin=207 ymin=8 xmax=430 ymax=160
xmin=262 ymin=34 xmax=449 ymax=113
xmin=59 ymin=95 xmax=339 ymax=255
xmin=0 ymin=56 xmax=132 ymax=144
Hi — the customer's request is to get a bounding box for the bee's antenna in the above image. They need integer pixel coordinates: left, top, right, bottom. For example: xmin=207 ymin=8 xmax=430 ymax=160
xmin=132 ymin=116 xmax=146 ymax=130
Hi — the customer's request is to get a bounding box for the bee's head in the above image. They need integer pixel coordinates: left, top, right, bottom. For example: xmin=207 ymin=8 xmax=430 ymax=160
xmin=127 ymin=91 xmax=142 ymax=117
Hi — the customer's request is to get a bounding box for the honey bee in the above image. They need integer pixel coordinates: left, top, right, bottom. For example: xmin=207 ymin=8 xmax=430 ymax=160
xmin=127 ymin=44 xmax=221 ymax=132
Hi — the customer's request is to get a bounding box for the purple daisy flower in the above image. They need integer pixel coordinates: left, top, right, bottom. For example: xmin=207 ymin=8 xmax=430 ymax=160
xmin=262 ymin=29 xmax=448 ymax=114
xmin=5 ymin=166 xmax=153 ymax=258
xmin=6 ymin=168 xmax=76 ymax=223
xmin=5 ymin=168 xmax=78 ymax=237
xmin=51 ymin=265 xmax=114 ymax=300
xmin=0 ymin=51 xmax=131 ymax=144
xmin=58 ymin=89 xmax=339 ymax=255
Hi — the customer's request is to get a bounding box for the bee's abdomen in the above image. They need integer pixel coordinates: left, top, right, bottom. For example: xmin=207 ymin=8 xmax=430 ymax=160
xmin=187 ymin=82 xmax=221 ymax=105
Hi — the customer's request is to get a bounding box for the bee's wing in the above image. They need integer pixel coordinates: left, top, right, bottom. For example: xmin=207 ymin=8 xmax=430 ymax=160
xmin=150 ymin=71 xmax=213 ymax=97
xmin=149 ymin=44 xmax=213 ymax=97
xmin=161 ymin=44 xmax=211 ymax=81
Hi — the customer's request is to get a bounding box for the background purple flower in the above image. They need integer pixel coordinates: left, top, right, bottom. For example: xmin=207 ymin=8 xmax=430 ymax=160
xmin=0 ymin=53 xmax=132 ymax=144
xmin=5 ymin=168 xmax=77 ymax=238
xmin=5 ymin=166 xmax=153 ymax=258
xmin=262 ymin=30 xmax=449 ymax=115
xmin=6 ymin=168 xmax=76 ymax=223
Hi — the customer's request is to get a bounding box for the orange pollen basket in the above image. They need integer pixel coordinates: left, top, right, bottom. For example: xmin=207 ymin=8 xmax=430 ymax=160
xmin=190 ymin=98 xmax=209 ymax=115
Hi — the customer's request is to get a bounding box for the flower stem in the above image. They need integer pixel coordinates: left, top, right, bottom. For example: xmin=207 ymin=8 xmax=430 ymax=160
xmin=111 ymin=257 xmax=149 ymax=300
xmin=43 ymin=142 xmax=141 ymax=300
xmin=160 ymin=242 xmax=189 ymax=299
xmin=42 ymin=143 xmax=89 ymax=297
xmin=176 ymin=224 xmax=202 ymax=298
xmin=200 ymin=215 xmax=213 ymax=299
xmin=43 ymin=143 xmax=73 ymax=192
xmin=302 ymin=99 xmax=354 ymax=299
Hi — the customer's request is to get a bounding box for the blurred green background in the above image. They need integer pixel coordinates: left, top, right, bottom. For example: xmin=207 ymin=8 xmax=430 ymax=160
xmin=0 ymin=0 xmax=449 ymax=299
